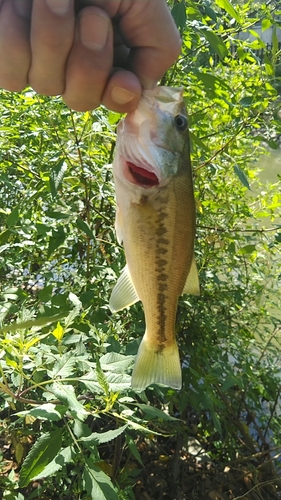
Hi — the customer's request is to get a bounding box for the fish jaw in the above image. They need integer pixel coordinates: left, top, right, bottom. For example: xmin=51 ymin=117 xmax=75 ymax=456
xmin=114 ymin=87 xmax=187 ymax=187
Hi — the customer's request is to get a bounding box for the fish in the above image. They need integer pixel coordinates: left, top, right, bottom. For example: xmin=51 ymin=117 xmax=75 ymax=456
xmin=109 ymin=86 xmax=200 ymax=391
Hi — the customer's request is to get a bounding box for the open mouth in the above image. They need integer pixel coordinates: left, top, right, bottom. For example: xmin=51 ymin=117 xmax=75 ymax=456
xmin=127 ymin=162 xmax=159 ymax=187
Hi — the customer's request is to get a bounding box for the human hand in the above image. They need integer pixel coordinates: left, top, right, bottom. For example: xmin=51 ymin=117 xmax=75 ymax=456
xmin=0 ymin=0 xmax=181 ymax=112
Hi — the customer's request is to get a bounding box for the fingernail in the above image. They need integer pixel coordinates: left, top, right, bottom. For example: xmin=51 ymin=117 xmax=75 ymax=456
xmin=80 ymin=11 xmax=109 ymax=50
xmin=45 ymin=0 xmax=71 ymax=16
xmin=111 ymin=87 xmax=135 ymax=105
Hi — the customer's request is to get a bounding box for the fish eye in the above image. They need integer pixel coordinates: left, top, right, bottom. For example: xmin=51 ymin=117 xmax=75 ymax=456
xmin=174 ymin=114 xmax=188 ymax=132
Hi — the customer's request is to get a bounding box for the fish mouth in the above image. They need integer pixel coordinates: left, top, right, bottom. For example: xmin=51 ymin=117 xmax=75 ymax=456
xmin=126 ymin=162 xmax=159 ymax=188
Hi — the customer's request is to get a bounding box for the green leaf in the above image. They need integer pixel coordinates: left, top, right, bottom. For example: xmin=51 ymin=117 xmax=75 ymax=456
xmin=68 ymin=291 xmax=82 ymax=309
xmin=125 ymin=434 xmax=144 ymax=466
xmin=238 ymin=244 xmax=256 ymax=255
xmin=47 ymin=227 xmax=66 ymax=258
xmin=73 ymin=420 xmax=93 ymax=439
xmin=272 ymin=26 xmax=279 ymax=58
xmin=96 ymin=356 xmax=110 ymax=397
xmin=261 ymin=18 xmax=272 ymax=32
xmin=19 ymin=429 xmax=62 ymax=487
xmin=32 ymin=446 xmax=74 ymax=481
xmin=79 ymin=373 xmax=104 ymax=394
xmin=45 ymin=211 xmax=72 ymax=219
xmin=203 ymin=4 xmax=217 ymax=22
xmin=0 ymin=312 xmax=69 ymax=333
xmin=233 ymin=165 xmax=251 ymax=190
xmin=194 ymin=71 xmax=230 ymax=92
xmin=48 ymin=352 xmax=76 ymax=378
xmin=6 ymin=205 xmax=20 ymax=227
xmin=210 ymin=410 xmax=222 ymax=435
xmin=50 ymin=160 xmax=68 ymax=198
xmin=38 ymin=285 xmax=53 ymax=302
xmin=274 ymin=233 xmax=281 ymax=244
xmin=16 ymin=403 xmax=65 ymax=421
xmin=215 ymin=0 xmax=242 ymax=24
xmin=264 ymin=55 xmax=274 ymax=76
xmin=105 ymin=372 xmax=131 ymax=392
xmin=51 ymin=382 xmax=88 ymax=416
xmin=83 ymin=459 xmax=118 ymax=500
xmin=239 ymin=96 xmax=254 ymax=107
xmin=171 ymin=2 xmax=186 ymax=30
xmin=79 ymin=424 xmax=128 ymax=445
xmin=0 ymin=229 xmax=11 ymax=245
xmin=51 ymin=322 xmax=65 ymax=342
xmin=76 ymin=218 xmax=95 ymax=240
xmin=136 ymin=404 xmax=179 ymax=422
xmin=221 ymin=375 xmax=239 ymax=391
xmin=100 ymin=352 xmax=135 ymax=373
xmin=201 ymin=29 xmax=228 ymax=59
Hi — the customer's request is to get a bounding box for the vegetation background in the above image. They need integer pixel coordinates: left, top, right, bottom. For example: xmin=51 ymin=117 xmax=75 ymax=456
xmin=0 ymin=0 xmax=281 ymax=499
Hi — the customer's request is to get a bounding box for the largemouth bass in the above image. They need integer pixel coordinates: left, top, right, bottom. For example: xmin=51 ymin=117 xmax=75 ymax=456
xmin=109 ymin=86 xmax=199 ymax=391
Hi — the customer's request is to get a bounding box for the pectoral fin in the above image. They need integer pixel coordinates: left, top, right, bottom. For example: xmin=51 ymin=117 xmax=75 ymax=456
xmin=183 ymin=257 xmax=200 ymax=296
xmin=109 ymin=265 xmax=140 ymax=313
xmin=115 ymin=206 xmax=123 ymax=245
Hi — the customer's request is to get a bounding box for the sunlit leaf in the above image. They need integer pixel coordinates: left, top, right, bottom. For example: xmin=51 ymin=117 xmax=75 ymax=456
xmin=83 ymin=459 xmax=119 ymax=500
xmin=215 ymin=0 xmax=242 ymax=23
xmin=49 ymin=160 xmax=68 ymax=198
xmin=19 ymin=429 xmax=62 ymax=487
xmin=50 ymin=382 xmax=88 ymax=416
xmin=79 ymin=424 xmax=128 ymax=445
xmin=32 ymin=446 xmax=74 ymax=481
xmin=52 ymin=322 xmax=64 ymax=341
xmin=200 ymin=28 xmax=228 ymax=59
xmin=0 ymin=312 xmax=69 ymax=333
xmin=49 ymin=353 xmax=77 ymax=378
xmin=16 ymin=403 xmax=65 ymax=421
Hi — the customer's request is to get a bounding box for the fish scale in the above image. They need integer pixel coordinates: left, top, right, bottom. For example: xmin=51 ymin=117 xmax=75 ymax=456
xmin=109 ymin=86 xmax=200 ymax=391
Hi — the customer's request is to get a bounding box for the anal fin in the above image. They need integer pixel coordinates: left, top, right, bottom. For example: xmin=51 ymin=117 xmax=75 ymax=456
xmin=109 ymin=265 xmax=139 ymax=313
xmin=183 ymin=256 xmax=200 ymax=296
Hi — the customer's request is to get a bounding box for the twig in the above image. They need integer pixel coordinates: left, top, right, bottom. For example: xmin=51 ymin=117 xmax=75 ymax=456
xmin=194 ymin=124 xmax=246 ymax=171
xmin=197 ymin=224 xmax=279 ymax=234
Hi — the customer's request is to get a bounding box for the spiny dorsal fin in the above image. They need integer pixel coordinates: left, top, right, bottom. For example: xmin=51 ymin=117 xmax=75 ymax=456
xmin=109 ymin=265 xmax=139 ymax=313
xmin=183 ymin=256 xmax=200 ymax=296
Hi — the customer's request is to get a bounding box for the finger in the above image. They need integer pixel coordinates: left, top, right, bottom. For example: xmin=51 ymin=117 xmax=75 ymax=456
xmin=119 ymin=0 xmax=181 ymax=89
xmin=0 ymin=0 xmax=31 ymax=91
xmin=29 ymin=0 xmax=75 ymax=96
xmin=101 ymin=70 xmax=141 ymax=113
xmin=73 ymin=0 xmax=181 ymax=91
xmin=100 ymin=24 xmax=141 ymax=112
xmin=62 ymin=7 xmax=113 ymax=111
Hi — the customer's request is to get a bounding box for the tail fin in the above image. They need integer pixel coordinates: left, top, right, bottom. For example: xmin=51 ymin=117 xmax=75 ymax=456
xmin=131 ymin=334 xmax=182 ymax=391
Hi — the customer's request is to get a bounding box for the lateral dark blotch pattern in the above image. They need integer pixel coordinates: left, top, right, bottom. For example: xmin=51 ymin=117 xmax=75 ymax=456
xmin=155 ymin=206 xmax=170 ymax=344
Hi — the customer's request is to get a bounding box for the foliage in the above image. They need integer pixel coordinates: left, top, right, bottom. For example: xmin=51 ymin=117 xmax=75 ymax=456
xmin=1 ymin=0 xmax=281 ymax=499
